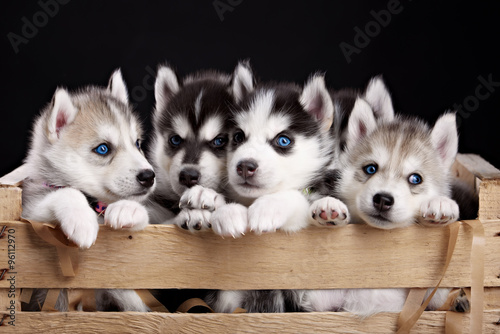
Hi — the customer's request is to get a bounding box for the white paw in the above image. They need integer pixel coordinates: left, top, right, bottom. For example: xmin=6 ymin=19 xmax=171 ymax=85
xmin=309 ymin=196 xmax=350 ymax=227
xmin=210 ymin=203 xmax=248 ymax=238
xmin=59 ymin=206 xmax=99 ymax=249
xmin=104 ymin=200 xmax=149 ymax=231
xmin=419 ymin=196 xmax=459 ymax=226
xmin=248 ymin=196 xmax=290 ymax=234
xmin=179 ymin=185 xmax=226 ymax=211
xmin=175 ymin=209 xmax=212 ymax=232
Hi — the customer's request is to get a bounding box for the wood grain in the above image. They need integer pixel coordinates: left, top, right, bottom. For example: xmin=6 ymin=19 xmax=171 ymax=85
xmin=454 ymin=154 xmax=500 ymax=220
xmin=455 ymin=154 xmax=500 ymax=180
xmin=0 ymin=187 xmax=22 ymax=221
xmin=0 ymin=221 xmax=498 ymax=290
xmin=0 ymin=310 xmax=498 ymax=334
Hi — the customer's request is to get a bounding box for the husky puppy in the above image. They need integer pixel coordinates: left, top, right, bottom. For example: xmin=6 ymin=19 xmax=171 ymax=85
xmin=208 ymin=74 xmax=351 ymax=237
xmin=22 ymin=70 xmax=155 ymax=311
xmin=147 ymin=63 xmax=239 ymax=229
xmin=204 ymin=70 xmax=350 ymax=313
xmin=300 ymin=81 xmax=465 ymax=316
xmin=333 ymin=77 xmax=477 ymax=219
xmin=339 ymin=104 xmax=459 ymax=229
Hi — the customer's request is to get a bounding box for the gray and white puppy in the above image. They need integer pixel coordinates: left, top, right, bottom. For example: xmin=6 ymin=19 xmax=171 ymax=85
xmin=301 ymin=78 xmax=468 ymax=317
xmin=22 ymin=70 xmax=155 ymax=311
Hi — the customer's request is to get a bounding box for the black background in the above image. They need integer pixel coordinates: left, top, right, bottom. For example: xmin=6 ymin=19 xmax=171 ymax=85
xmin=1 ymin=0 xmax=499 ymax=178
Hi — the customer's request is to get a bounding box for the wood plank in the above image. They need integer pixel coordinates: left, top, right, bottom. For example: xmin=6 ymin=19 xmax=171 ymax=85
xmin=0 ymin=310 xmax=498 ymax=334
xmin=453 ymin=154 xmax=500 ymax=222
xmin=455 ymin=154 xmax=500 ymax=180
xmin=0 ymin=187 xmax=22 ymax=221
xmin=485 ymin=288 xmax=500 ymax=309
xmin=0 ymin=221 xmax=498 ymax=290
xmin=479 ymin=180 xmax=500 ymax=220
xmin=0 ymin=288 xmax=19 ymax=325
xmin=452 ymin=154 xmax=479 ymax=191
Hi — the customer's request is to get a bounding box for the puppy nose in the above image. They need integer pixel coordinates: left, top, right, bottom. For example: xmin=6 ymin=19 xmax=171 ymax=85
xmin=179 ymin=168 xmax=200 ymax=188
xmin=137 ymin=169 xmax=155 ymax=188
xmin=236 ymin=160 xmax=258 ymax=179
xmin=373 ymin=193 xmax=394 ymax=212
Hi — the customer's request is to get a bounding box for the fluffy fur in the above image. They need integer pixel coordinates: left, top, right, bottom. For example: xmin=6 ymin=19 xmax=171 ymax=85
xmin=22 ymin=70 xmax=154 ymax=312
xmin=204 ymin=70 xmax=350 ymax=313
xmin=147 ymin=63 xmax=239 ymax=230
xmin=340 ymin=101 xmax=459 ymax=229
xmin=300 ymin=77 xmax=468 ymax=317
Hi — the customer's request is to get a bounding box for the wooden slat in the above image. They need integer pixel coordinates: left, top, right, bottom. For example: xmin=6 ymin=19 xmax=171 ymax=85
xmin=0 ymin=164 xmax=26 ymax=221
xmin=0 ymin=187 xmax=22 ymax=221
xmin=455 ymin=154 xmax=500 ymax=180
xmin=452 ymin=154 xmax=480 ymax=191
xmin=485 ymin=288 xmax=500 ymax=309
xmin=0 ymin=288 xmax=19 ymax=324
xmin=0 ymin=310 xmax=498 ymax=334
xmin=479 ymin=180 xmax=500 ymax=220
xmin=0 ymin=221 xmax=498 ymax=290
xmin=454 ymin=154 xmax=500 ymax=220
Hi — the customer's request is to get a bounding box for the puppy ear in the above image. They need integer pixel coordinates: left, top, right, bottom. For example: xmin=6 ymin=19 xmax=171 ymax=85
xmin=431 ymin=112 xmax=458 ymax=169
xmin=232 ymin=60 xmax=254 ymax=103
xmin=47 ymin=88 xmax=78 ymax=143
xmin=107 ymin=69 xmax=129 ymax=104
xmin=300 ymin=74 xmax=334 ymax=133
xmin=364 ymin=75 xmax=394 ymax=122
xmin=345 ymin=98 xmax=377 ymax=150
xmin=155 ymin=64 xmax=179 ymax=111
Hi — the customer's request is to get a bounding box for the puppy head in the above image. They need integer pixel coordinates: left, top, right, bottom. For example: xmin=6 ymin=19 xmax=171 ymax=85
xmin=151 ymin=64 xmax=236 ymax=197
xmin=341 ymin=105 xmax=458 ymax=229
xmin=227 ymin=74 xmax=335 ymax=199
xmin=39 ymin=69 xmax=155 ymax=203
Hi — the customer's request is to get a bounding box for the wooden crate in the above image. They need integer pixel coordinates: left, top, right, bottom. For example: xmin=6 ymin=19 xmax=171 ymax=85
xmin=0 ymin=154 xmax=499 ymax=333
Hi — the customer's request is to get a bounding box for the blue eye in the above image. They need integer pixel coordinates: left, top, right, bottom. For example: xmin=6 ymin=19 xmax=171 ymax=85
xmin=212 ymin=136 xmax=227 ymax=147
xmin=276 ymin=135 xmax=292 ymax=147
xmin=135 ymin=139 xmax=141 ymax=150
xmin=169 ymin=135 xmax=182 ymax=146
xmin=95 ymin=144 xmax=109 ymax=155
xmin=364 ymin=164 xmax=377 ymax=175
xmin=409 ymin=173 xmax=422 ymax=185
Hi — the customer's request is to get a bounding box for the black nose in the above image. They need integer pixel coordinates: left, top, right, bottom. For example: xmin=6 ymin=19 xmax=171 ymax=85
xmin=179 ymin=168 xmax=200 ymax=188
xmin=137 ymin=169 xmax=155 ymax=188
xmin=373 ymin=193 xmax=394 ymax=212
xmin=236 ymin=160 xmax=258 ymax=179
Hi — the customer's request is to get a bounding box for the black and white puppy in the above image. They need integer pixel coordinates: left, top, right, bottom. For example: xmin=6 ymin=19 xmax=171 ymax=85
xmin=204 ymin=69 xmax=350 ymax=313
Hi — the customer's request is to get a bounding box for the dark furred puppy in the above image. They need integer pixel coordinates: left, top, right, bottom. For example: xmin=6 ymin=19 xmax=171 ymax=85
xmin=147 ymin=64 xmax=239 ymax=229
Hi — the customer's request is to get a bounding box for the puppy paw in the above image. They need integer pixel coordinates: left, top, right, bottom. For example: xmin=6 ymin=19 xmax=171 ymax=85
xmin=59 ymin=207 xmax=99 ymax=249
xmin=179 ymin=185 xmax=226 ymax=211
xmin=210 ymin=203 xmax=248 ymax=238
xmin=175 ymin=209 xmax=212 ymax=232
xmin=309 ymin=196 xmax=350 ymax=227
xmin=419 ymin=196 xmax=459 ymax=226
xmin=105 ymin=200 xmax=149 ymax=231
xmin=248 ymin=197 xmax=289 ymax=234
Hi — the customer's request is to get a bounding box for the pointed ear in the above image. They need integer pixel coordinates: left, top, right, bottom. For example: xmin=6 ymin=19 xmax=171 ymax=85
xmin=300 ymin=74 xmax=334 ymax=133
xmin=47 ymin=88 xmax=78 ymax=143
xmin=154 ymin=65 xmax=179 ymax=111
xmin=107 ymin=69 xmax=129 ymax=104
xmin=364 ymin=76 xmax=394 ymax=122
xmin=431 ymin=112 xmax=458 ymax=169
xmin=232 ymin=60 xmax=254 ymax=103
xmin=345 ymin=98 xmax=378 ymax=150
